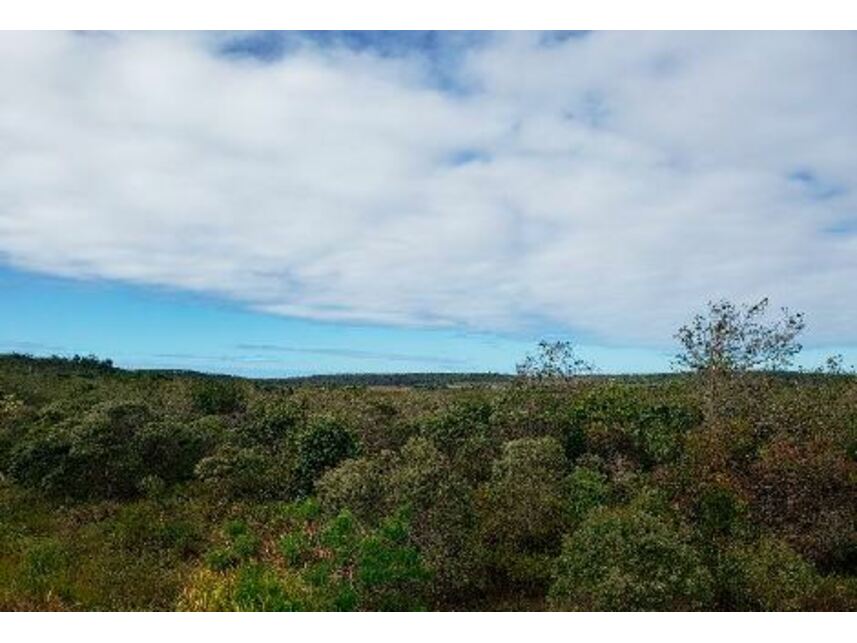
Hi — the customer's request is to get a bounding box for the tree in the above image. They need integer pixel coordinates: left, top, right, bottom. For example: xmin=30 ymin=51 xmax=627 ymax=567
xmin=516 ymin=340 xmax=594 ymax=383
xmin=674 ymin=298 xmax=805 ymax=374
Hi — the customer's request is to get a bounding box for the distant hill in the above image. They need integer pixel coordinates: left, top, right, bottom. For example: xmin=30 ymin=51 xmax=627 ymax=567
xmin=260 ymin=371 xmax=516 ymax=388
xmin=2 ymin=352 xmax=844 ymax=389
xmin=0 ymin=353 xmax=512 ymax=388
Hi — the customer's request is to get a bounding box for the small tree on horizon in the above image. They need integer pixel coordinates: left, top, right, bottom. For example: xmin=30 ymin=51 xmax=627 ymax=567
xmin=516 ymin=340 xmax=595 ymax=383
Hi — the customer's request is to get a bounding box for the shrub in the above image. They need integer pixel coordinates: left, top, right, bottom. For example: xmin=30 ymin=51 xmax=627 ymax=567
xmin=385 ymin=438 xmax=485 ymax=601
xmin=195 ymin=446 xmax=282 ymax=500
xmin=8 ymin=402 xmax=214 ymax=499
xmin=749 ymin=436 xmax=855 ymax=564
xmin=564 ymin=387 xmax=700 ymax=469
xmin=479 ymin=437 xmax=568 ymax=552
xmin=8 ymin=429 xmax=74 ymax=496
xmin=719 ymin=538 xmax=820 ymax=611
xmin=475 ymin=437 xmax=568 ymax=591
xmin=549 ymin=506 xmax=713 ymax=611
xmin=204 ymin=521 xmax=259 ymax=571
xmin=135 ymin=421 xmax=213 ymax=485
xmin=293 ymin=418 xmax=358 ymax=497
xmin=694 ymin=484 xmax=747 ymax=540
xmin=354 ymin=512 xmax=431 ymax=611
xmin=316 ymin=455 xmax=390 ymax=524
xmin=205 ymin=548 xmax=241 ymax=572
xmin=421 ymin=400 xmax=493 ymax=454
xmin=9 ymin=402 xmax=150 ymax=499
xmin=235 ymin=400 xmax=303 ymax=450
xmin=191 ymin=507 xmax=430 ymax=611
xmin=420 ymin=400 xmax=496 ymax=482
xmin=191 ymin=379 xmax=246 ymax=415
xmin=565 ymin=465 xmax=610 ymax=526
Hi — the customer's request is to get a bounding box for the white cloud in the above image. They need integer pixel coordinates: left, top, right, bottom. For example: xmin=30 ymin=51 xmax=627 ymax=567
xmin=1 ymin=31 xmax=856 ymax=346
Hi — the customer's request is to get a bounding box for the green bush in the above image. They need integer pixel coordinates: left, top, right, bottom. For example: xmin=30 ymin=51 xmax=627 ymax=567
xmin=316 ymin=455 xmax=390 ymax=523
xmin=8 ymin=402 xmax=213 ymax=499
xmin=420 ymin=400 xmax=496 ymax=481
xmin=191 ymin=379 xmax=246 ymax=415
xmin=135 ymin=421 xmax=213 ymax=484
xmin=195 ymin=446 xmax=283 ymax=500
xmin=204 ymin=520 xmax=259 ymax=571
xmin=550 ymin=506 xmax=713 ymax=611
xmin=9 ymin=401 xmax=150 ymax=498
xmin=205 ymin=548 xmax=241 ymax=572
xmin=719 ymin=538 xmax=820 ymax=611
xmin=421 ymin=400 xmax=493 ymax=454
xmin=1 ymin=354 xmax=855 ymax=611
xmin=195 ymin=506 xmax=429 ymax=611
xmin=475 ymin=437 xmax=568 ymax=591
xmin=565 ymin=465 xmax=610 ymax=526
xmin=355 ymin=512 xmax=431 ymax=610
xmin=385 ymin=438 xmax=486 ymax=601
xmin=231 ymin=564 xmax=303 ymax=611
xmin=695 ymin=484 xmax=746 ymax=540
xmin=293 ymin=418 xmax=358 ymax=497
xmin=479 ymin=437 xmax=568 ymax=552
xmin=565 ymin=388 xmax=701 ymax=469
xmin=235 ymin=400 xmax=303 ymax=450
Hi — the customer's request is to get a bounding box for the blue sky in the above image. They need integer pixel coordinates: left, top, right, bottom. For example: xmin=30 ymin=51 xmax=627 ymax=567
xmin=0 ymin=265 xmax=671 ymax=375
xmin=1 ymin=31 xmax=856 ymax=376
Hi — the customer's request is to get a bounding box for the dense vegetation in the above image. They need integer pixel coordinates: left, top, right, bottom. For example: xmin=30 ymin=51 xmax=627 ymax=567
xmin=0 ymin=301 xmax=855 ymax=611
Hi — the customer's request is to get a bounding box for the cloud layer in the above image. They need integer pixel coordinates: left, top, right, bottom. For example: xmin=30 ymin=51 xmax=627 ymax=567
xmin=1 ymin=31 xmax=856 ymax=346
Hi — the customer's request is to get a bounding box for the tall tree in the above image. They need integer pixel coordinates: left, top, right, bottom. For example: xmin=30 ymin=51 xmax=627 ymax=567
xmin=674 ymin=298 xmax=805 ymax=374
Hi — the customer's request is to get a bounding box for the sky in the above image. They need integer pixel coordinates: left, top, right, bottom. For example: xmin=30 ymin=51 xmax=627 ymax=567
xmin=1 ymin=31 xmax=856 ymax=376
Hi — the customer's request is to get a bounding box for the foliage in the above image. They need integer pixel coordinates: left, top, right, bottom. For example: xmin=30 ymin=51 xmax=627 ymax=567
xmin=183 ymin=505 xmax=429 ymax=611
xmin=293 ymin=418 xmax=358 ymax=497
xmin=316 ymin=455 xmax=390 ymax=524
xmin=8 ymin=401 xmax=212 ymax=499
xmin=195 ymin=446 xmax=281 ymax=500
xmin=478 ymin=437 xmax=567 ymax=552
xmin=235 ymin=399 xmax=303 ymax=450
xmin=718 ymin=538 xmax=821 ymax=611
xmin=549 ymin=506 xmax=714 ymax=611
xmin=190 ymin=378 xmax=246 ymax=415
xmin=564 ymin=386 xmax=701 ymax=468
xmin=694 ymin=483 xmax=747 ymax=541
xmin=516 ymin=340 xmax=594 ymax=383
xmin=565 ymin=465 xmax=610 ymax=526
xmin=419 ymin=399 xmax=495 ymax=481
xmin=674 ymin=298 xmax=805 ymax=373
xmin=383 ymin=438 xmax=486 ymax=602
xmin=0 ymin=349 xmax=855 ymax=611
xmin=476 ymin=437 xmax=568 ymax=590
